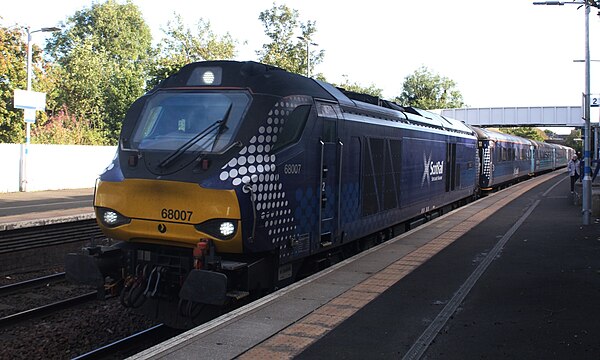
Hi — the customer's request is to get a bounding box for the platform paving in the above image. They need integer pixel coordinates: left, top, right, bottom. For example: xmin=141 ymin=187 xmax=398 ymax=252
xmin=295 ymin=173 xmax=600 ymax=359
xmin=0 ymin=188 xmax=94 ymax=230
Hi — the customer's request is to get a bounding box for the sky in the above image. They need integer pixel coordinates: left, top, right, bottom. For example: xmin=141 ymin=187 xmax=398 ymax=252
xmin=2 ymin=0 xmax=600 ymax=123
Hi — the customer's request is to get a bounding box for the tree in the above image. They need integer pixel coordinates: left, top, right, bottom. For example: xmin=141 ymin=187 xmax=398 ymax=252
xmin=336 ymin=75 xmax=383 ymax=98
xmin=0 ymin=25 xmax=27 ymax=143
xmin=257 ymin=4 xmax=324 ymax=76
xmin=147 ymin=13 xmax=237 ymax=89
xmin=500 ymin=127 xmax=545 ymax=141
xmin=565 ymin=129 xmax=582 ymax=153
xmin=45 ymin=0 xmax=152 ymax=143
xmin=396 ymin=66 xmax=465 ymax=110
xmin=543 ymin=129 xmax=557 ymax=138
xmin=0 ymin=23 xmax=60 ymax=143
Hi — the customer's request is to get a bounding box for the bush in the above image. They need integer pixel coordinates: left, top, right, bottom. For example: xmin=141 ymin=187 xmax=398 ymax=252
xmin=32 ymin=106 xmax=107 ymax=145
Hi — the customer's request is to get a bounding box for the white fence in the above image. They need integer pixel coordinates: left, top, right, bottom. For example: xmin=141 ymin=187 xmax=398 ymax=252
xmin=0 ymin=143 xmax=117 ymax=193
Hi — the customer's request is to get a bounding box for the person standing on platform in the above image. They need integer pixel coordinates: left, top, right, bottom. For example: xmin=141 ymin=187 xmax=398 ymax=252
xmin=567 ymin=155 xmax=581 ymax=193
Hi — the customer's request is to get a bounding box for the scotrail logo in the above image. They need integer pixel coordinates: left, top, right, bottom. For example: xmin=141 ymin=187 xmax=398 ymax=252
xmin=421 ymin=152 xmax=444 ymax=187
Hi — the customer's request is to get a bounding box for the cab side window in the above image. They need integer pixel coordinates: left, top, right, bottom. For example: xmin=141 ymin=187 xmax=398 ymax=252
xmin=272 ymin=105 xmax=311 ymax=152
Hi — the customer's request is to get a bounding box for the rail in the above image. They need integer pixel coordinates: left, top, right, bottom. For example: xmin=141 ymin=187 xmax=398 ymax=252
xmin=71 ymin=324 xmax=179 ymax=360
xmin=0 ymin=272 xmax=66 ymax=296
xmin=0 ymin=291 xmax=98 ymax=328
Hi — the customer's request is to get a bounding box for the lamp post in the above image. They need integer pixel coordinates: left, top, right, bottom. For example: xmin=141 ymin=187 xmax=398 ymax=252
xmin=20 ymin=26 xmax=60 ymax=192
xmin=297 ymin=36 xmax=318 ymax=77
xmin=534 ymin=0 xmax=597 ymax=225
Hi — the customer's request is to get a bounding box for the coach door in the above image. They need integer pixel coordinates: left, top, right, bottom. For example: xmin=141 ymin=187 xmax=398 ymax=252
xmin=446 ymin=143 xmax=457 ymax=192
xmin=529 ymin=145 xmax=536 ymax=174
xmin=316 ymin=102 xmax=342 ymax=248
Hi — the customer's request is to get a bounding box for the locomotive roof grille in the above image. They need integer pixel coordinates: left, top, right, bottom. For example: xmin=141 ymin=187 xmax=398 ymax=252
xmin=335 ymin=87 xmax=474 ymax=136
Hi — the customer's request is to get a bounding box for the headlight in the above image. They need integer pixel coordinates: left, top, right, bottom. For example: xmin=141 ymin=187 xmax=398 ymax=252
xmin=104 ymin=211 xmax=118 ymax=224
xmin=187 ymin=67 xmax=222 ymax=86
xmin=194 ymin=219 xmax=238 ymax=240
xmin=97 ymin=207 xmax=131 ymax=228
xmin=219 ymin=221 xmax=235 ymax=237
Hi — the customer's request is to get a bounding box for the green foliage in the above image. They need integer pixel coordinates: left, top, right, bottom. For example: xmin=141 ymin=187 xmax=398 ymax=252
xmin=500 ymin=127 xmax=546 ymax=141
xmin=257 ymin=3 xmax=324 ymax=77
xmin=0 ymin=25 xmax=26 ymax=143
xmin=45 ymin=0 xmax=152 ymax=143
xmin=31 ymin=105 xmax=107 ymax=145
xmin=565 ymin=129 xmax=582 ymax=153
xmin=147 ymin=13 xmax=237 ymax=89
xmin=0 ymin=24 xmax=59 ymax=143
xmin=4 ymin=3 xmax=480 ymax=147
xmin=336 ymin=75 xmax=383 ymax=98
xmin=543 ymin=129 xmax=556 ymax=138
xmin=396 ymin=66 xmax=465 ymax=110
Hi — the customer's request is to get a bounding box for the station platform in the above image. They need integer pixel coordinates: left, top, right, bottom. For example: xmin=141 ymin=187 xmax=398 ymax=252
xmin=0 ymin=188 xmax=94 ymax=230
xmin=130 ymin=171 xmax=600 ymax=359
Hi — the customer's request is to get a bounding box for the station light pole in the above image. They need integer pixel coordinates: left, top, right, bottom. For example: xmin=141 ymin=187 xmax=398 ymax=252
xmin=297 ymin=36 xmax=318 ymax=77
xmin=21 ymin=26 xmax=60 ymax=192
xmin=534 ymin=0 xmax=597 ymax=225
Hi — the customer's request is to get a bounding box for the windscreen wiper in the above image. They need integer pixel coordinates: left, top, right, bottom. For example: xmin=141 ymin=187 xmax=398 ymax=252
xmin=210 ymin=104 xmax=233 ymax=151
xmin=159 ymin=104 xmax=233 ymax=169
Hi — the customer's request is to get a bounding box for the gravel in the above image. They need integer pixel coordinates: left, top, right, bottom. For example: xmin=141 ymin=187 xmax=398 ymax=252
xmin=0 ymin=236 xmax=170 ymax=358
xmin=0 ymin=280 xmax=93 ymax=318
xmin=0 ymin=297 xmax=157 ymax=359
xmin=1 ymin=266 xmax=160 ymax=359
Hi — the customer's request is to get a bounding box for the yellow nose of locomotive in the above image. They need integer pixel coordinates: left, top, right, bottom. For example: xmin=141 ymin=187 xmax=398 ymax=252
xmin=94 ymin=178 xmax=242 ymax=253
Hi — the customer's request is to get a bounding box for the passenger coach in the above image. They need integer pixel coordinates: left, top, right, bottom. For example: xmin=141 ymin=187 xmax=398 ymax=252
xmin=473 ymin=127 xmax=532 ymax=190
xmin=472 ymin=127 xmax=573 ymax=190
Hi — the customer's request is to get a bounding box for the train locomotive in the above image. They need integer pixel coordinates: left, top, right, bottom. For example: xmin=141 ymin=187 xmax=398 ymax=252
xmin=66 ymin=61 xmax=572 ymax=328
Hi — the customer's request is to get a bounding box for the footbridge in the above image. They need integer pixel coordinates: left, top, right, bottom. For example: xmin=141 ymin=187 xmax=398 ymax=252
xmin=440 ymin=106 xmax=584 ymax=127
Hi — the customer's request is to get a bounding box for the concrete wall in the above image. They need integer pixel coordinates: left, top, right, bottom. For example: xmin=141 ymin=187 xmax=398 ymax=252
xmin=0 ymin=144 xmax=22 ymax=193
xmin=0 ymin=144 xmax=117 ymax=193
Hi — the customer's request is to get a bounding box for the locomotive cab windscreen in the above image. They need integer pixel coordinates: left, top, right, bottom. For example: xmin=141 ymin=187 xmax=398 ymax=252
xmin=129 ymin=91 xmax=250 ymax=172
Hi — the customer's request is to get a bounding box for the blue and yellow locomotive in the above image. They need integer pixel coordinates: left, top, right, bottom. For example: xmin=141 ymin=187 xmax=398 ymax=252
xmin=66 ymin=61 xmax=569 ymax=327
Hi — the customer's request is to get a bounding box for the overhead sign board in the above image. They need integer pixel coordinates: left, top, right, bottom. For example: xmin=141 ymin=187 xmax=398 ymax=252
xmin=13 ymin=89 xmax=46 ymax=111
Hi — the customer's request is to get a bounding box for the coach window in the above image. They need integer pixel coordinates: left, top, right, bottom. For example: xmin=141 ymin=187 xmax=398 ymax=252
xmin=272 ymin=105 xmax=311 ymax=152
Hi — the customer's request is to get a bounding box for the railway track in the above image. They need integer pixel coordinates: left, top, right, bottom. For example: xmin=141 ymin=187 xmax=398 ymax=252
xmin=72 ymin=324 xmax=181 ymax=359
xmin=0 ymin=273 xmax=160 ymax=359
xmin=0 ymin=291 xmax=98 ymax=328
xmin=0 ymin=219 xmax=104 ymax=254
xmin=0 ymin=272 xmax=99 ymax=328
xmin=0 ymin=272 xmax=66 ymax=295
